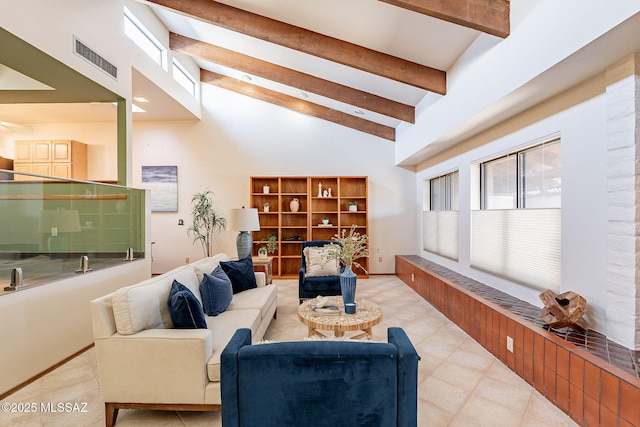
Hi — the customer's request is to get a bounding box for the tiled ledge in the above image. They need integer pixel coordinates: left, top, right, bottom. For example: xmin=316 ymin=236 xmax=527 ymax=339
xmin=396 ymin=255 xmax=640 ymax=427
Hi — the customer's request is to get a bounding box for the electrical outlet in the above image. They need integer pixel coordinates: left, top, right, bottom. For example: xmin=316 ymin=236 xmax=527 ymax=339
xmin=51 ymin=227 xmax=58 ymax=237
xmin=185 ymin=257 xmax=190 ymax=264
xmin=378 ymin=256 xmax=383 ymax=263
xmin=506 ymin=336 xmax=514 ymax=353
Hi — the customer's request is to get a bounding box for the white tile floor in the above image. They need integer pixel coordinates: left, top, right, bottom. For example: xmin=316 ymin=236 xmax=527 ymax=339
xmin=1 ymin=276 xmax=577 ymax=426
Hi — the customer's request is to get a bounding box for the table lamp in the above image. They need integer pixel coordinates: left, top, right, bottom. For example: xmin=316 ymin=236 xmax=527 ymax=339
xmin=37 ymin=209 xmax=81 ymax=253
xmin=229 ymin=207 xmax=260 ymax=259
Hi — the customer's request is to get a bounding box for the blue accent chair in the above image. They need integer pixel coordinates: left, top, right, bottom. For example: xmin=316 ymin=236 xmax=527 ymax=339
xmin=221 ymin=328 xmax=420 ymax=427
xmin=298 ymin=240 xmax=343 ymax=303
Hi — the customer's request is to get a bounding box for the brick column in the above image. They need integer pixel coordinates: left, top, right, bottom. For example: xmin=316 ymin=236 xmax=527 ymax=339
xmin=605 ymin=53 xmax=640 ymax=349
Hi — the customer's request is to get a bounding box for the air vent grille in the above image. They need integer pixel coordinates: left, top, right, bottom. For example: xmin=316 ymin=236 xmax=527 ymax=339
xmin=73 ymin=37 xmax=117 ymax=80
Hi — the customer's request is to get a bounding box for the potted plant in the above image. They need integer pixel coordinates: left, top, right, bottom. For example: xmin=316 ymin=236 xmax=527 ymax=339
xmin=257 ymin=246 xmax=268 ymax=259
xmin=263 ymin=202 xmax=270 ymax=212
xmin=348 ymin=201 xmax=358 ymax=212
xmin=187 ymin=190 xmax=227 ymax=257
xmin=266 ymin=233 xmax=278 ymax=254
xmin=323 ymin=224 xmax=369 ymax=309
xmin=322 ymin=216 xmax=329 ymax=225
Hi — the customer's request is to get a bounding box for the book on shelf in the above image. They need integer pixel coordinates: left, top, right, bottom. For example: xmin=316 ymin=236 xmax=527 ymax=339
xmin=311 ymin=302 xmax=340 ymax=315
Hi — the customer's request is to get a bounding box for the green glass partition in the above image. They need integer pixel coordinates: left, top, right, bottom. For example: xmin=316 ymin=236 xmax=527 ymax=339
xmin=0 ymin=170 xmax=145 ymax=293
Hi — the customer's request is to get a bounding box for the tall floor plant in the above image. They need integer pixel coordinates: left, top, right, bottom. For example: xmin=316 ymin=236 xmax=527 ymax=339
xmin=187 ymin=190 xmax=227 ymax=257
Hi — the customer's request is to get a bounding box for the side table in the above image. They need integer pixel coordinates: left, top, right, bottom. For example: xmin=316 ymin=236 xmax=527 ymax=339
xmin=252 ymin=256 xmax=273 ymax=285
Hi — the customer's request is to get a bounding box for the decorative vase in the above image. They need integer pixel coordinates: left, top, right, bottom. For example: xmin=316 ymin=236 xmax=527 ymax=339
xmin=263 ymin=185 xmax=270 ymax=194
xmin=340 ymin=266 xmax=357 ymax=309
xmin=290 ymin=198 xmax=300 ymax=212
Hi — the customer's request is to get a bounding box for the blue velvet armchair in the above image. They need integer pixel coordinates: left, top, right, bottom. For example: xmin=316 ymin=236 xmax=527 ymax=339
xmin=221 ymin=328 xmax=420 ymax=427
xmin=298 ymin=240 xmax=343 ymax=303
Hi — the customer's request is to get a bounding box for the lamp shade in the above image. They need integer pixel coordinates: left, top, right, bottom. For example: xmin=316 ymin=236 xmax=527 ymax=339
xmin=37 ymin=209 xmax=81 ymax=234
xmin=228 ymin=208 xmax=260 ymax=231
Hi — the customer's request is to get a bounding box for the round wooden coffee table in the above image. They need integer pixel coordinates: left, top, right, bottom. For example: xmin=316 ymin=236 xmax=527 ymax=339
xmin=298 ymin=296 xmax=383 ymax=340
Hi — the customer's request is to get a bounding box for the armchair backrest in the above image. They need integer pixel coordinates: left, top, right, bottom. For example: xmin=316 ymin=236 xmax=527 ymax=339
xmin=221 ymin=328 xmax=419 ymax=427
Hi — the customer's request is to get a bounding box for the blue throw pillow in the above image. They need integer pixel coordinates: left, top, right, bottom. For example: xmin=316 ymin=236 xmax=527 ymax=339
xmin=220 ymin=256 xmax=257 ymax=294
xmin=200 ymin=266 xmax=233 ymax=316
xmin=167 ymin=279 xmax=207 ymax=329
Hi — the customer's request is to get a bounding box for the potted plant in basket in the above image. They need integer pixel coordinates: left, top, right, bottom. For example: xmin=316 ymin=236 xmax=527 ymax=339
xmin=258 ymin=233 xmax=278 ymax=259
xmin=257 ymin=246 xmax=268 ymax=259
xmin=187 ymin=190 xmax=227 ymax=257
xmin=323 ymin=224 xmax=369 ymax=309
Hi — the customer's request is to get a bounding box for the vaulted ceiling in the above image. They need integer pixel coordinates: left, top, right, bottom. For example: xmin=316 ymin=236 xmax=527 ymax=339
xmin=0 ymin=1 xmax=509 ymax=138
xmin=143 ymin=0 xmax=510 ymax=141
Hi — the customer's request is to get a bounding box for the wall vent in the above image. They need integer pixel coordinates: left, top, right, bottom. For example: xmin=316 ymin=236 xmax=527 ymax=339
xmin=73 ymin=36 xmax=117 ymax=80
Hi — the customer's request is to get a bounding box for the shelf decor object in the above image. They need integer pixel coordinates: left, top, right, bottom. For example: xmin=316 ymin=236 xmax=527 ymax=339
xmin=229 ymin=207 xmax=260 ymax=259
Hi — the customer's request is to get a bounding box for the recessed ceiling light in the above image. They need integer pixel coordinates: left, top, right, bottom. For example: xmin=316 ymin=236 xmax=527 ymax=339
xmin=111 ymin=102 xmax=146 ymax=113
xmin=133 ymin=97 xmax=149 ymax=103
xmin=242 ymin=74 xmax=252 ymax=81
xmin=300 ymin=92 xmax=308 ymax=98
xmin=354 ymin=109 xmax=365 ymax=115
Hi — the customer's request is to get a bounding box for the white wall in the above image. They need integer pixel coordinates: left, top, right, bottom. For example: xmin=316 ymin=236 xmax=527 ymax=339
xmin=132 ymin=84 xmax=417 ymax=274
xmin=416 ymin=75 xmax=609 ymax=333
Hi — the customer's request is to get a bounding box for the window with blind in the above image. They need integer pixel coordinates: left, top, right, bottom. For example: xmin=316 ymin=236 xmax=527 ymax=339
xmin=423 ymin=171 xmax=459 ymax=260
xmin=472 ymin=139 xmax=561 ymax=291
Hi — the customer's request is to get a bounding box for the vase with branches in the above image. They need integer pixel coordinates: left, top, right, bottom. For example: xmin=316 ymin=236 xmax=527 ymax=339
xmin=322 ymin=224 xmax=369 ymax=310
xmin=187 ymin=190 xmax=227 ymax=257
xmin=323 ymin=224 xmax=369 ymax=273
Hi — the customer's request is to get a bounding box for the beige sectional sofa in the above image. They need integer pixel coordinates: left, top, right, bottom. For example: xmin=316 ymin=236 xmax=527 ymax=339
xmin=90 ymin=254 xmax=277 ymax=426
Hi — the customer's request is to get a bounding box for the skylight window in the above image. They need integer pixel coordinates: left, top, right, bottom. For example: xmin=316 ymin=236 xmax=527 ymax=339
xmin=124 ymin=7 xmax=166 ymax=68
xmin=172 ymin=58 xmax=197 ymax=97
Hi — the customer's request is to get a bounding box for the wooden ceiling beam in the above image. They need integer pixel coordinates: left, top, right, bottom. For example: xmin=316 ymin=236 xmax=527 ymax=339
xmin=171 ymin=33 xmax=414 ymax=123
xmin=145 ymin=0 xmax=446 ymax=94
xmin=379 ymin=0 xmax=510 ymax=38
xmin=201 ymin=70 xmax=395 ymax=141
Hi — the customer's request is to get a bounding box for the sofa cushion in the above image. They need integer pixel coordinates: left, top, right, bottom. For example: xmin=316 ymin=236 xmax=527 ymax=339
xmin=112 ymin=277 xmax=174 ymax=335
xmin=304 ymin=246 xmax=340 ymax=277
xmin=200 ymin=266 xmax=233 ymax=316
xmin=206 ymin=308 xmax=262 ymax=382
xmin=228 ymin=284 xmax=277 ymax=320
xmin=220 ymin=256 xmax=257 ymax=294
xmin=167 ymin=280 xmax=207 ymax=329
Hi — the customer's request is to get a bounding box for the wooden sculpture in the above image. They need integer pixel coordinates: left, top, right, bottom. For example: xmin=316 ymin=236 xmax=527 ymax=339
xmin=539 ymin=290 xmax=588 ymax=333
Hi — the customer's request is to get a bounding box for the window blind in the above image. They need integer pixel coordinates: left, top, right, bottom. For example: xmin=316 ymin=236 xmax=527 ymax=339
xmin=471 ymin=209 xmax=560 ymax=291
xmin=423 ymin=211 xmax=458 ymax=260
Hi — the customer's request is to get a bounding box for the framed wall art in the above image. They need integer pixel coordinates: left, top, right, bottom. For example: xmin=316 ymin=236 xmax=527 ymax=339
xmin=142 ymin=165 xmax=178 ymax=212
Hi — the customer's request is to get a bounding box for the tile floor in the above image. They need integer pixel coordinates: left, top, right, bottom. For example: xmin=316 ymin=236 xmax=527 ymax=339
xmin=1 ymin=276 xmax=577 ymax=426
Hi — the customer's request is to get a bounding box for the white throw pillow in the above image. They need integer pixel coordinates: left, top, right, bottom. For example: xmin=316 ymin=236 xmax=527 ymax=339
xmin=112 ymin=277 xmax=174 ymax=335
xmin=304 ymin=246 xmax=340 ymax=277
